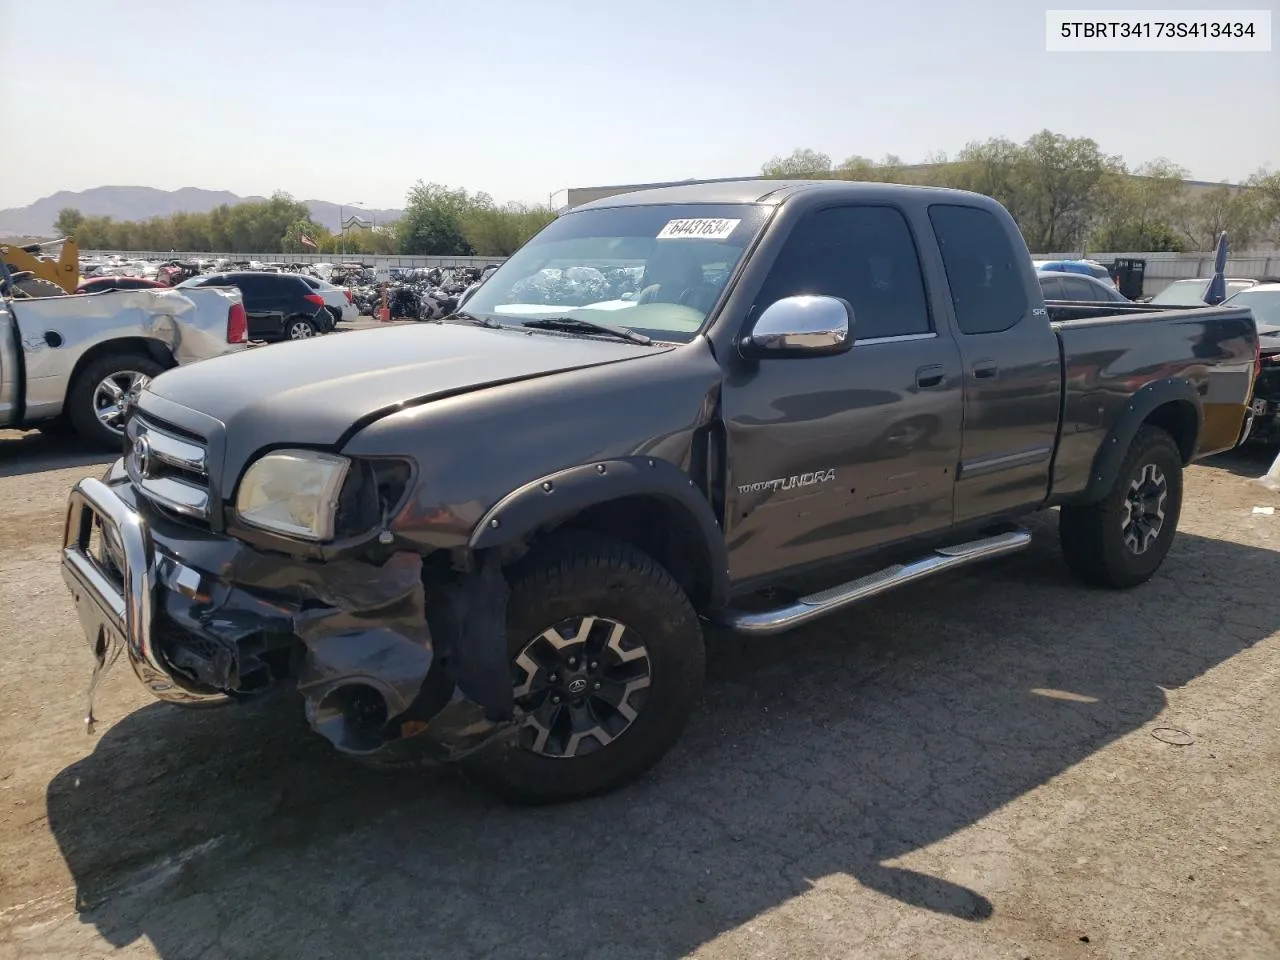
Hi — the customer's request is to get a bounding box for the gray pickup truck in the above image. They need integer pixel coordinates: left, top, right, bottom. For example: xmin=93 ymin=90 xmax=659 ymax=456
xmin=1 ymin=283 xmax=247 ymax=448
xmin=59 ymin=180 xmax=1258 ymax=804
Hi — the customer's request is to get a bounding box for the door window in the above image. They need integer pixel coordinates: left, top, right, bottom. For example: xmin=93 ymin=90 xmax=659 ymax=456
xmin=755 ymin=205 xmax=931 ymax=341
xmin=1038 ymin=276 xmax=1065 ymax=300
xmin=928 ymin=204 xmax=1029 ymax=335
xmin=1062 ymin=276 xmax=1103 ymax=302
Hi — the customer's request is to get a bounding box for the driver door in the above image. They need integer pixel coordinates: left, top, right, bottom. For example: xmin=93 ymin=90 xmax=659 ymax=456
xmin=720 ymin=204 xmax=963 ymax=585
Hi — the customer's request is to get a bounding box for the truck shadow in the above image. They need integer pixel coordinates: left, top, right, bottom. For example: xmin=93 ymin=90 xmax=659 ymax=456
xmin=43 ymin=515 xmax=1278 ymax=958
xmin=1200 ymin=443 xmax=1276 ymax=480
xmin=0 ymin=429 xmax=114 ymax=478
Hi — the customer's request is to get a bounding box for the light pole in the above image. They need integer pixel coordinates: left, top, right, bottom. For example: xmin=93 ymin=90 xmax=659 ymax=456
xmin=340 ymin=201 xmax=363 ymax=257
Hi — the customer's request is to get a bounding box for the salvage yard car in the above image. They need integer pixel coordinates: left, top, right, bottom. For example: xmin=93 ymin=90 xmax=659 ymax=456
xmin=1 ymin=282 xmax=247 ymax=448
xmin=59 ymin=180 xmax=1259 ymax=804
xmin=1225 ymin=282 xmax=1280 ymax=445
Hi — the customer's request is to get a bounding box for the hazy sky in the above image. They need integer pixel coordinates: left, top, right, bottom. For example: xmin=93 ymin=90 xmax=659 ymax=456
xmin=1 ymin=0 xmax=1276 ymax=209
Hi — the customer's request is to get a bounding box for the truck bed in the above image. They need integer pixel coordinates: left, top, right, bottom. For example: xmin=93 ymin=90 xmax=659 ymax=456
xmin=2 ymin=286 xmax=245 ymax=426
xmin=1047 ymin=302 xmax=1257 ymax=500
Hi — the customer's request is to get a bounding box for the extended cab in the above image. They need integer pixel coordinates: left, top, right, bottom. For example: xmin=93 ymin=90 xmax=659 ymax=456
xmin=1 ymin=282 xmax=248 ymax=448
xmin=59 ymin=181 xmax=1258 ymax=803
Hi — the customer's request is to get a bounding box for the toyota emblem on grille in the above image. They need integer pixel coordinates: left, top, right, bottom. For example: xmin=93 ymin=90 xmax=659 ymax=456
xmin=132 ymin=435 xmax=153 ymax=479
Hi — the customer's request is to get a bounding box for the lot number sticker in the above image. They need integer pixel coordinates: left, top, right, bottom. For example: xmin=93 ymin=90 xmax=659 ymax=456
xmin=657 ymin=218 xmax=741 ymax=240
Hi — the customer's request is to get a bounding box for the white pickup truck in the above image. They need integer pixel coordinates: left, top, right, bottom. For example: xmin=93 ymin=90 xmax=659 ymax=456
xmin=1 ymin=284 xmax=248 ymax=448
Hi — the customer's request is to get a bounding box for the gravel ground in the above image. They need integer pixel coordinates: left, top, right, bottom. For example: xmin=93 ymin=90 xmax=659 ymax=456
xmin=1 ymin=427 xmax=1278 ymax=960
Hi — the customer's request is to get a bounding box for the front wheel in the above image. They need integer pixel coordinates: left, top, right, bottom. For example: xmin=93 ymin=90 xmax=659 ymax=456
xmin=464 ymin=532 xmax=706 ymax=804
xmin=1059 ymin=425 xmax=1184 ymax=589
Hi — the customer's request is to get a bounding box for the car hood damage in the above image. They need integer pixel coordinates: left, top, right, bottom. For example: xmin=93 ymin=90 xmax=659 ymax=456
xmin=143 ymin=321 xmax=671 ymax=452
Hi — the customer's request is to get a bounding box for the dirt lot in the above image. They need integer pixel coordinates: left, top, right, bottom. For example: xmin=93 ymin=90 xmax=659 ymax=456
xmin=1 ymin=428 xmax=1278 ymax=960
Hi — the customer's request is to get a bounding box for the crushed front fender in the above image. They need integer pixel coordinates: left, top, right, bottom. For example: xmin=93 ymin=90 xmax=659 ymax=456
xmin=61 ymin=474 xmax=518 ymax=765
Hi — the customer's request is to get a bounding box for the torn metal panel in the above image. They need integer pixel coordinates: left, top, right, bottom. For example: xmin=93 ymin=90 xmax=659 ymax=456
xmin=230 ymin=548 xmax=426 ymax=611
xmin=288 ymin=550 xmax=517 ymax=758
xmin=14 ymin=287 xmax=245 ymax=421
xmin=424 ymin=550 xmax=515 ymax=723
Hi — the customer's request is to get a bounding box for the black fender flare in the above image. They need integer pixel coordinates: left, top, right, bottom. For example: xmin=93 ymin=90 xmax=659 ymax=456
xmin=1082 ymin=377 xmax=1202 ymax=503
xmin=468 ymin=456 xmax=729 ymax=608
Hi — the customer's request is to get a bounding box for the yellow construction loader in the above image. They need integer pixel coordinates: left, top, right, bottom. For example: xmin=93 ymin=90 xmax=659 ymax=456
xmin=0 ymin=237 xmax=81 ymax=296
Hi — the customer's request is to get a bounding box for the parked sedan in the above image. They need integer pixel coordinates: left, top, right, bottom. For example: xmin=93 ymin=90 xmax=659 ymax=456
xmin=300 ymin=275 xmax=359 ymax=326
xmin=176 ymin=271 xmax=331 ymax=340
xmin=1038 ymin=270 xmax=1129 ymax=304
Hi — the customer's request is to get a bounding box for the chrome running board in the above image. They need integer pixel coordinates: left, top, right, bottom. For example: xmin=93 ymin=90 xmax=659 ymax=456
xmin=715 ymin=527 xmax=1032 ymax=636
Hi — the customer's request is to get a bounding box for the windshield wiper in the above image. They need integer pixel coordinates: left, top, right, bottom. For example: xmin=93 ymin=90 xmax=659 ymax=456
xmin=443 ymin=310 xmax=503 ymax=328
xmin=521 ymin=317 xmax=652 ymax=345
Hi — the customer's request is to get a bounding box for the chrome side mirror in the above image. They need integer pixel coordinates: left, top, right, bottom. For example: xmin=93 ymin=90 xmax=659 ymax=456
xmin=740 ymin=295 xmax=853 ymax=358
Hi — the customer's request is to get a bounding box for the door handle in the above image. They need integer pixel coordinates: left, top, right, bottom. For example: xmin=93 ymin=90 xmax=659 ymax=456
xmin=971 ymin=360 xmax=999 ymax=380
xmin=915 ymin=365 xmax=947 ymax=389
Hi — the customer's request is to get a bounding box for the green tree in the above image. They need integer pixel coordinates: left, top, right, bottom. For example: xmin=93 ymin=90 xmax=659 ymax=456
xmin=1015 ymin=131 xmax=1122 ymax=252
xmin=1246 ymin=168 xmax=1280 ymax=246
xmin=460 ymin=195 xmax=555 ymax=256
xmin=761 ymin=148 xmax=833 ymax=178
xmin=396 ymin=181 xmax=474 ymax=255
xmin=282 ymin=219 xmax=332 ymax=254
xmin=947 ymin=137 xmax=1031 ymax=225
xmin=1178 ymin=183 xmax=1263 ymax=251
xmin=54 ymin=208 xmax=84 ymax=237
xmin=834 ymin=154 xmax=877 ymax=180
xmin=79 ymin=215 xmax=120 ymax=249
xmin=1090 ymin=159 xmax=1189 ymax=252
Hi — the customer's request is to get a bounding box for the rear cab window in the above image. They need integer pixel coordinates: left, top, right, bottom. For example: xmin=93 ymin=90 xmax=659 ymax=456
xmin=928 ymin=204 xmax=1029 ymax=335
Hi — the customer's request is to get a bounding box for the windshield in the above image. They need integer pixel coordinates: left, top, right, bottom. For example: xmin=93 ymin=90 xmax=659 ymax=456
xmin=1150 ymin=278 xmax=1253 ymax=305
xmin=459 ymin=203 xmax=771 ymax=343
xmin=1225 ymin=289 xmax=1280 ymax=332
xmin=175 ymin=275 xmax=206 ymax=289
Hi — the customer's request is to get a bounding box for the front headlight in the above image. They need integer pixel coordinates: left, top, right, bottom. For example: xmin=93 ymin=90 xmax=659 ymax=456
xmin=235 ymin=449 xmax=350 ymax=541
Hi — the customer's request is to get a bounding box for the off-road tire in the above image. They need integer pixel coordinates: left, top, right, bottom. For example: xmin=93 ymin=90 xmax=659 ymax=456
xmin=12 ymin=277 xmax=65 ymax=298
xmin=1059 ymin=425 xmax=1184 ymax=589
xmin=67 ymin=353 xmax=166 ymax=451
xmin=464 ymin=532 xmax=706 ymax=805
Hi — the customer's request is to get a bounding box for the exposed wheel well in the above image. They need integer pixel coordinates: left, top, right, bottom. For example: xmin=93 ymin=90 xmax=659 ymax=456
xmin=66 ymin=338 xmax=176 ymax=401
xmin=1143 ymin=399 xmax=1198 ymax=463
xmin=548 ymin=495 xmax=715 ymax=609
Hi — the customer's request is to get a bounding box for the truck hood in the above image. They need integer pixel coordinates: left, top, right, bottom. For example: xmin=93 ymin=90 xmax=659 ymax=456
xmin=140 ymin=322 xmax=672 ymax=454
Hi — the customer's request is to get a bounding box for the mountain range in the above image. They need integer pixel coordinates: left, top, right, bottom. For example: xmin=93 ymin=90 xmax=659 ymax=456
xmin=0 ymin=186 xmax=404 ymax=239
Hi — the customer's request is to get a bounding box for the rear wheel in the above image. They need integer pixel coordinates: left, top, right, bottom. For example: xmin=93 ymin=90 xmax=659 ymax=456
xmin=286 ymin=317 xmax=317 ymax=340
xmin=1059 ymin=425 xmax=1184 ymax=588
xmin=464 ymin=532 xmax=706 ymax=804
xmin=67 ymin=353 xmax=166 ymax=450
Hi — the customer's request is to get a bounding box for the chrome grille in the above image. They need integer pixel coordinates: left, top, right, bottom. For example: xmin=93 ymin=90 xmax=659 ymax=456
xmin=125 ymin=414 xmax=211 ymax=521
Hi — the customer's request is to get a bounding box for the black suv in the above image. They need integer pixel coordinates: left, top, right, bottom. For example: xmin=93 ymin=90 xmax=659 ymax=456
xmin=177 ymin=271 xmax=331 ymax=340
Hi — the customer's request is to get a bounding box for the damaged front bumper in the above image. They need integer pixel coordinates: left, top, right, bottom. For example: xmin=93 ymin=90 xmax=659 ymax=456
xmin=59 ymin=470 xmax=518 ymax=764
